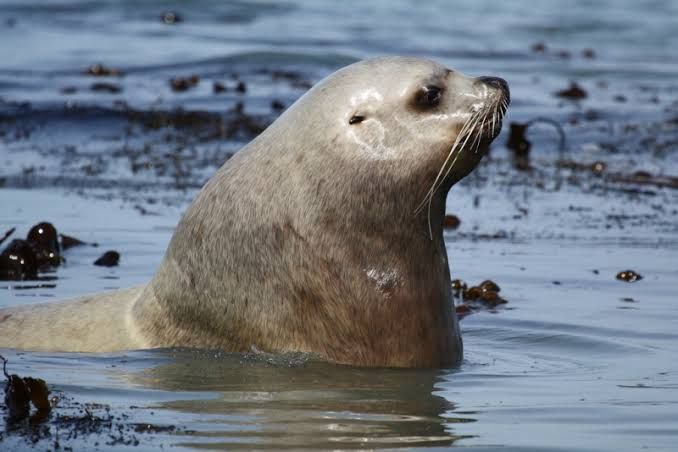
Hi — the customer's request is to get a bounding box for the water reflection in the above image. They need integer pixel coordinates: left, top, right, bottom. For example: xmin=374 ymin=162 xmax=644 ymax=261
xmin=135 ymin=350 xmax=472 ymax=449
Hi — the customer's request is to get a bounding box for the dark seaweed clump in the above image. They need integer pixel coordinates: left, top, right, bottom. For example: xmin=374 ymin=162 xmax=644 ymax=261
xmin=0 ymin=222 xmax=113 ymax=282
xmin=453 ymin=279 xmax=508 ymax=319
xmin=1 ymin=354 xmax=185 ymax=448
xmin=93 ymin=250 xmax=120 ymax=267
xmin=616 ymin=270 xmax=642 ymax=282
xmin=0 ymin=222 xmax=61 ymax=280
xmin=1 ymin=354 xmax=50 ymax=424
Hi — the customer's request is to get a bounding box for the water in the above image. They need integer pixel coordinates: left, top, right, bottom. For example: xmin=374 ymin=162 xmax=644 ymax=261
xmin=1 ymin=0 xmax=678 ymax=450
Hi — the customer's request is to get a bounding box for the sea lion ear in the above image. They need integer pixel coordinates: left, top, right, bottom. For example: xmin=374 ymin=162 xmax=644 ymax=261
xmin=349 ymin=114 xmax=366 ymax=125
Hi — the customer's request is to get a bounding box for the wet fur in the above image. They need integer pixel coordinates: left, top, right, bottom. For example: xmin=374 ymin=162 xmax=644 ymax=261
xmin=0 ymin=57 xmax=508 ymax=368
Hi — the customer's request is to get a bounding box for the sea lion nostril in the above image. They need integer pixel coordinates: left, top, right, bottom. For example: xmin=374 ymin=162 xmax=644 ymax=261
xmin=476 ymin=76 xmax=506 ymax=90
xmin=476 ymin=76 xmax=510 ymax=101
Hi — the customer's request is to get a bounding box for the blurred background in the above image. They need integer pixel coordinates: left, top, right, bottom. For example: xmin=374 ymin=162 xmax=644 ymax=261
xmin=1 ymin=0 xmax=677 ymax=198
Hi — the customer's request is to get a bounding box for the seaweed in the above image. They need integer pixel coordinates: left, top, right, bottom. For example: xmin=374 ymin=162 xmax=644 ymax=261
xmin=0 ymin=228 xmax=14 ymax=247
xmin=452 ymin=279 xmax=508 ymax=320
xmin=506 ymin=117 xmax=567 ymax=170
xmin=616 ymin=270 xmax=643 ymax=282
xmin=555 ymin=82 xmax=588 ymax=100
xmin=1 ymin=354 xmax=51 ymax=424
xmin=93 ymin=250 xmax=120 ymax=267
xmin=0 ymin=222 xmax=106 ymax=281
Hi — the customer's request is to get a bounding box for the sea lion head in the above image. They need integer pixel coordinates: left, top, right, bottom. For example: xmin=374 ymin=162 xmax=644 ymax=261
xmin=282 ymin=56 xmax=509 ymax=225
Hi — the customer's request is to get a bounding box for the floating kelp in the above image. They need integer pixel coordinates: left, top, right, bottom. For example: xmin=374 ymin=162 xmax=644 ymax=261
xmin=506 ymin=117 xmax=566 ymax=170
xmin=616 ymin=270 xmax=643 ymax=282
xmin=84 ymin=63 xmax=123 ymax=77
xmin=0 ymin=239 xmax=39 ymax=280
xmin=452 ymin=278 xmax=508 ymax=320
xmin=556 ymin=82 xmax=588 ymax=100
xmin=160 ymin=11 xmax=182 ymax=25
xmin=170 ymin=75 xmax=200 ymax=92
xmin=93 ymin=250 xmax=120 ymax=267
xmin=0 ymin=228 xmax=14 ymax=247
xmin=26 ymin=222 xmax=61 ymax=268
xmin=60 ymin=233 xmax=98 ymax=250
xmin=1 ymin=354 xmax=184 ymax=447
xmin=0 ymin=222 xmax=111 ymax=281
xmin=0 ymin=221 xmax=62 ymax=280
xmin=443 ymin=214 xmax=461 ymax=230
xmin=1 ymin=354 xmax=51 ymax=424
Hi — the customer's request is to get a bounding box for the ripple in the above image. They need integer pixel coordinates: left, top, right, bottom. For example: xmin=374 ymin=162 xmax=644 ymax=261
xmin=460 ymin=316 xmax=649 ymax=377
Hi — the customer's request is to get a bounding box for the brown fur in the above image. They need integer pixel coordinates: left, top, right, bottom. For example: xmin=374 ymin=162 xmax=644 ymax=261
xmin=0 ymin=57 xmax=509 ymax=368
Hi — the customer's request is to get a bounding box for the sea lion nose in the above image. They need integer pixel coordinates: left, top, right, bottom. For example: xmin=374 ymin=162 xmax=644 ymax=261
xmin=476 ymin=76 xmax=510 ymax=102
xmin=476 ymin=76 xmax=508 ymax=91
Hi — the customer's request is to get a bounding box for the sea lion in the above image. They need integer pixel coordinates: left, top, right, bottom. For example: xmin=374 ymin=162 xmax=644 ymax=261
xmin=0 ymin=57 xmax=509 ymax=368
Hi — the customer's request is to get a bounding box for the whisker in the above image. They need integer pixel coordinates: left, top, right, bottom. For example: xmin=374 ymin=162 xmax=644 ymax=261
xmin=472 ymin=114 xmax=488 ymax=154
xmin=416 ymin=113 xmax=481 ymax=239
xmin=415 ymin=92 xmax=508 ymax=240
xmin=424 ymin=114 xmax=481 ymax=237
xmin=435 ymin=115 xmax=479 ymax=195
xmin=414 ymin=113 xmax=476 ymax=214
xmin=419 ymin=111 xmax=479 ymax=205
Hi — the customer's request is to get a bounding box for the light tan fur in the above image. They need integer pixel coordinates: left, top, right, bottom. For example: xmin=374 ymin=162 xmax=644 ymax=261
xmin=0 ymin=57 xmax=508 ymax=367
xmin=0 ymin=287 xmax=146 ymax=352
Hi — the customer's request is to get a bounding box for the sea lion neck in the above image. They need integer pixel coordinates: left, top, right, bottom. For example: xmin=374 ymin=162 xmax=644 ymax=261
xmin=248 ymin=136 xmax=450 ymax=245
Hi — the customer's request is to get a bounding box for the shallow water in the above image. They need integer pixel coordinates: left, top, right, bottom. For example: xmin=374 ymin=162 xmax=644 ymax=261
xmin=1 ymin=0 xmax=678 ymax=450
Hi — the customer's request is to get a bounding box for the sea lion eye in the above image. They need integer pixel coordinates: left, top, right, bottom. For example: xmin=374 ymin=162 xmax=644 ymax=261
xmin=349 ymin=115 xmax=365 ymax=125
xmin=417 ymin=86 xmax=442 ymax=107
